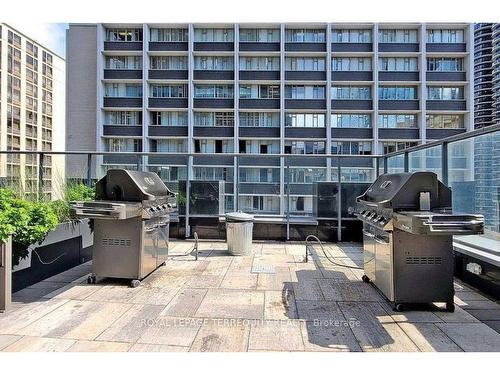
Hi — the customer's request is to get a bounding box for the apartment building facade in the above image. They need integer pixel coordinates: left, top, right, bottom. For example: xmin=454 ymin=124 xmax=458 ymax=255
xmin=0 ymin=23 xmax=65 ymax=199
xmin=67 ymin=23 xmax=474 ymax=216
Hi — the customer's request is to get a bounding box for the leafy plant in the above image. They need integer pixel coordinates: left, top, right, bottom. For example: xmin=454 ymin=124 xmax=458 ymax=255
xmin=50 ymin=183 xmax=96 ymax=223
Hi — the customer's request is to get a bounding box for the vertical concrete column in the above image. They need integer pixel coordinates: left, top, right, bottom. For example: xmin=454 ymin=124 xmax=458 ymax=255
xmin=96 ymin=24 xmax=104 ymax=177
xmin=373 ymin=23 xmax=380 ymax=156
xmin=141 ymin=23 xmax=149 ymax=171
xmin=279 ymin=23 xmax=286 ymax=216
xmin=420 ymin=23 xmax=427 ymax=145
xmin=234 ymin=23 xmax=239 ymax=211
xmin=466 ymin=23 xmax=475 ymax=132
xmin=186 ymin=23 xmax=195 ymax=237
xmin=326 ymin=23 xmax=332 ymax=181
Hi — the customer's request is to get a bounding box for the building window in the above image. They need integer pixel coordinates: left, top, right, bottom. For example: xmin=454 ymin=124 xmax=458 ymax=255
xmin=378 ymin=57 xmax=418 ymax=71
xmin=331 ymin=141 xmax=372 ymax=155
xmin=239 ymin=168 xmax=280 ymax=183
xmin=150 ymin=111 xmax=188 ymax=126
xmin=194 ymin=56 xmax=234 ymax=70
xmin=152 ymin=139 xmax=188 ymax=153
xmin=194 ymin=112 xmax=234 ymax=126
xmin=104 ymin=83 xmax=143 ymax=97
xmin=104 ymin=111 xmax=142 ymax=125
xmin=194 ymin=28 xmax=234 ymax=42
xmin=427 ymin=29 xmax=464 ymax=43
xmin=105 ymin=28 xmax=143 ymax=42
xmin=240 ymin=57 xmax=280 ymax=71
xmin=150 ymin=28 xmax=188 ymax=42
xmin=193 ymin=167 xmax=234 ymax=181
xmin=285 ymin=113 xmax=325 ymax=127
xmin=150 ymin=84 xmax=188 ymax=98
xmin=289 ymin=168 xmax=326 ymax=183
xmin=378 ymin=114 xmax=417 ymax=128
xmin=285 ymin=29 xmax=326 ymax=42
xmin=378 ymin=86 xmax=417 ymax=100
xmin=284 ymin=85 xmax=325 ymax=99
xmin=105 ymin=56 xmax=142 ymax=69
xmin=194 ymin=139 xmax=234 ymax=153
xmin=150 ymin=56 xmax=188 ymax=70
xmin=105 ymin=138 xmax=142 ymax=152
xmin=332 ymin=57 xmax=372 ymax=71
xmin=427 ymin=58 xmax=464 ymax=72
xmin=285 ymin=57 xmax=325 ymax=71
xmin=378 ymin=29 xmax=418 ymax=43
xmin=331 ymin=86 xmax=371 ymax=100
xmin=194 ymin=85 xmax=234 ymax=98
xmin=239 ymin=85 xmax=280 ymax=99
xmin=240 ymin=140 xmax=280 ymax=154
xmin=331 ymin=114 xmax=371 ymax=128
xmin=332 ymin=29 xmax=372 ymax=43
xmin=284 ymin=141 xmax=326 ymax=155
xmin=239 ymin=112 xmax=279 ymax=127
xmin=383 ymin=141 xmax=418 ymax=154
xmin=426 ymin=114 xmax=464 ymax=128
xmin=239 ymin=29 xmax=280 ymax=42
xmin=427 ymin=86 xmax=464 ymax=100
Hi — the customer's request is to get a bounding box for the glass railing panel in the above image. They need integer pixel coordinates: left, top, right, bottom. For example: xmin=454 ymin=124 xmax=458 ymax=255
xmin=448 ymin=131 xmax=500 ymax=235
xmin=387 ymin=154 xmax=404 ymax=173
xmin=409 ymin=145 xmax=442 ymax=180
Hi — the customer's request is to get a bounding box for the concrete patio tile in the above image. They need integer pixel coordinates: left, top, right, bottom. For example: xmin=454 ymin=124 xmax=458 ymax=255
xmin=185 ymin=275 xmax=224 ymax=288
xmin=317 ymin=265 xmax=358 ymax=281
xmin=136 ymin=317 xmax=201 ymax=347
xmin=2 ymin=336 xmax=76 ymax=352
xmin=142 ymin=274 xmax=192 ymax=289
xmin=454 ymin=291 xmax=489 ymax=302
xmin=285 ymin=244 xmax=307 ymax=256
xmin=289 ymin=263 xmax=325 ymax=281
xmin=0 ymin=335 xmax=23 ymax=350
xmin=43 ymin=283 xmax=102 ymax=300
xmin=379 ymin=301 xmax=443 ymax=323
xmin=264 ymin=290 xmax=297 ymax=320
xmin=292 ymin=279 xmax=325 ymax=301
xmin=435 ymin=323 xmax=500 ymax=352
xmin=319 ymin=279 xmax=384 ymax=302
xmin=300 ymin=320 xmax=361 ymax=352
xmin=202 ymin=259 xmax=232 ymax=276
xmin=257 ymin=267 xmax=292 ymax=291
xmin=226 ymin=256 xmax=254 ymax=275
xmin=195 ymin=289 xmax=264 ymax=320
xmin=339 ymin=302 xmax=418 ymax=352
xmin=127 ymin=286 xmax=179 ymax=306
xmin=66 ymin=340 xmax=132 ymax=352
xmin=17 ymin=299 xmax=132 ymax=340
xmin=44 ymin=272 xmax=89 ymax=283
xmin=84 ymin=285 xmax=142 ymax=303
xmin=129 ymin=343 xmax=189 ymax=352
xmin=465 ymin=309 xmax=500 ymax=321
xmin=253 ymin=254 xmax=296 ymax=268
xmin=261 ymin=244 xmax=287 ymax=255
xmin=190 ymin=320 xmax=250 ymax=352
xmin=295 ymin=300 xmax=346 ymax=322
xmin=248 ymin=320 xmax=304 ymax=351
xmin=220 ymin=274 xmax=258 ymax=290
xmin=483 ymin=321 xmax=500 ymax=334
xmin=161 ymin=289 xmax=207 ymax=317
xmin=458 ymin=299 xmax=500 ymax=310
xmin=97 ymin=304 xmax=165 ymax=343
xmin=0 ymin=298 xmax=69 ymax=334
xmin=434 ymin=305 xmax=480 ymax=323
xmin=24 ymin=281 xmax=68 ymax=290
xmin=163 ymin=260 xmax=208 ymax=276
xmin=397 ymin=323 xmax=462 ymax=352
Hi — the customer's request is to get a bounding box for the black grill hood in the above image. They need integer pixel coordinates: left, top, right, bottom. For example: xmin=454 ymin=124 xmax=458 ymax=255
xmin=95 ymin=169 xmax=176 ymax=202
xmin=357 ymin=172 xmax=451 ymax=211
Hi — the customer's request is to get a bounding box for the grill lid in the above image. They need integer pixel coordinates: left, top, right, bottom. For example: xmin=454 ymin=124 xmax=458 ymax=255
xmin=357 ymin=172 xmax=451 ymax=211
xmin=96 ymin=169 xmax=176 ymax=202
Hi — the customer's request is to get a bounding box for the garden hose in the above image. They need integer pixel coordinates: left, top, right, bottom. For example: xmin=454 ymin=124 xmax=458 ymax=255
xmin=304 ymin=234 xmax=364 ymax=270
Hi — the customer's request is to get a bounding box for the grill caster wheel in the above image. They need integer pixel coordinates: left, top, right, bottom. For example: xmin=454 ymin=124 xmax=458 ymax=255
xmin=446 ymin=302 xmax=455 ymax=313
xmin=130 ymin=280 xmax=141 ymax=288
xmin=393 ymin=303 xmax=405 ymax=312
xmin=361 ymin=275 xmax=370 ymax=283
xmin=87 ymin=275 xmax=97 ymax=284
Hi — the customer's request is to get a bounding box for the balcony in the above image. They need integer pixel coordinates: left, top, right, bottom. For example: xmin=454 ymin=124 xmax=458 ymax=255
xmin=103 ymin=70 xmax=142 ymax=80
xmin=285 ymin=99 xmax=326 ymax=110
xmin=331 ymin=43 xmax=372 ymax=52
xmin=426 ymin=100 xmax=466 ymax=111
xmin=239 ymin=99 xmax=280 ymax=110
xmin=378 ymin=43 xmax=419 ymax=52
xmin=193 ymin=98 xmax=234 ymax=109
xmin=331 ymin=71 xmax=373 ymax=81
xmin=379 ymin=71 xmax=419 ymax=82
xmin=331 ymin=99 xmax=372 ymax=110
xmin=239 ymin=71 xmax=280 ymax=81
xmin=104 ymin=41 xmax=142 ymax=51
xmin=148 ymin=41 xmax=188 ymax=51
xmin=148 ymin=98 xmax=188 ymax=108
xmin=193 ymin=42 xmax=234 ymax=51
xmin=285 ymin=42 xmax=326 ymax=52
xmin=103 ymin=97 xmax=142 ymax=108
xmin=285 ymin=71 xmax=326 ymax=81
xmin=426 ymin=43 xmax=466 ymax=53
xmin=378 ymin=100 xmax=419 ymax=111
xmin=103 ymin=125 xmax=143 ymax=137
xmin=193 ymin=71 xmax=234 ymax=80
xmin=148 ymin=70 xmax=188 ymax=80
xmin=239 ymin=42 xmax=280 ymax=52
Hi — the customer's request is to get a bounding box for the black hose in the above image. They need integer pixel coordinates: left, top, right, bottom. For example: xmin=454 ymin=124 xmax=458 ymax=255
xmin=304 ymin=234 xmax=364 ymax=270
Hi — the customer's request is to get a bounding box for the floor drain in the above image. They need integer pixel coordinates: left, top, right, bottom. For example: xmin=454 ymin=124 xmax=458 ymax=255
xmin=251 ymin=265 xmax=276 ymax=274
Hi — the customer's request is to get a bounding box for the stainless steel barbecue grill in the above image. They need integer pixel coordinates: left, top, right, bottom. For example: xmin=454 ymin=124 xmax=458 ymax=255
xmin=356 ymin=172 xmax=484 ymax=312
xmin=71 ymin=169 xmax=177 ymax=287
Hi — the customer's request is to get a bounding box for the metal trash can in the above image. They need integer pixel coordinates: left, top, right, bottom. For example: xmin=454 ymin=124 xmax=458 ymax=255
xmin=226 ymin=212 xmax=254 ymax=256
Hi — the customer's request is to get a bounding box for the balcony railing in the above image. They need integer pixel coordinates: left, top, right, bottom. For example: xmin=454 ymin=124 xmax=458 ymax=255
xmin=0 ymin=124 xmax=499 ymax=242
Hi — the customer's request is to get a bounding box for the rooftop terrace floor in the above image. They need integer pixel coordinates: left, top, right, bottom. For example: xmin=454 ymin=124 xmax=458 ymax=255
xmin=1 ymin=241 xmax=500 ymax=352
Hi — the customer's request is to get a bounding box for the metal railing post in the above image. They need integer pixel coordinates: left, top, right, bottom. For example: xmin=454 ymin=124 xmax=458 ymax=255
xmin=185 ymin=156 xmax=192 ymax=238
xmin=235 ymin=155 xmax=239 ymax=212
xmin=404 ymin=151 xmax=409 ymax=173
xmin=87 ymin=153 xmax=92 ymax=188
xmin=337 ymin=157 xmax=342 ymax=242
xmin=375 ymin=157 xmax=380 ymax=177
xmin=383 ymin=156 xmax=388 ymax=174
xmin=38 ymin=153 xmax=45 ymax=198
xmin=442 ymin=142 xmax=449 ymax=186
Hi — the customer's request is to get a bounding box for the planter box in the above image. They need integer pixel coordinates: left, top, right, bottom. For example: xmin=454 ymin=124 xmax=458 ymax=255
xmin=12 ymin=219 xmax=94 ymax=292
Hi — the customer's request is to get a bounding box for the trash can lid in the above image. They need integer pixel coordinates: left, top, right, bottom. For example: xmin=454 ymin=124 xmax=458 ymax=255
xmin=226 ymin=212 xmax=254 ymax=222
